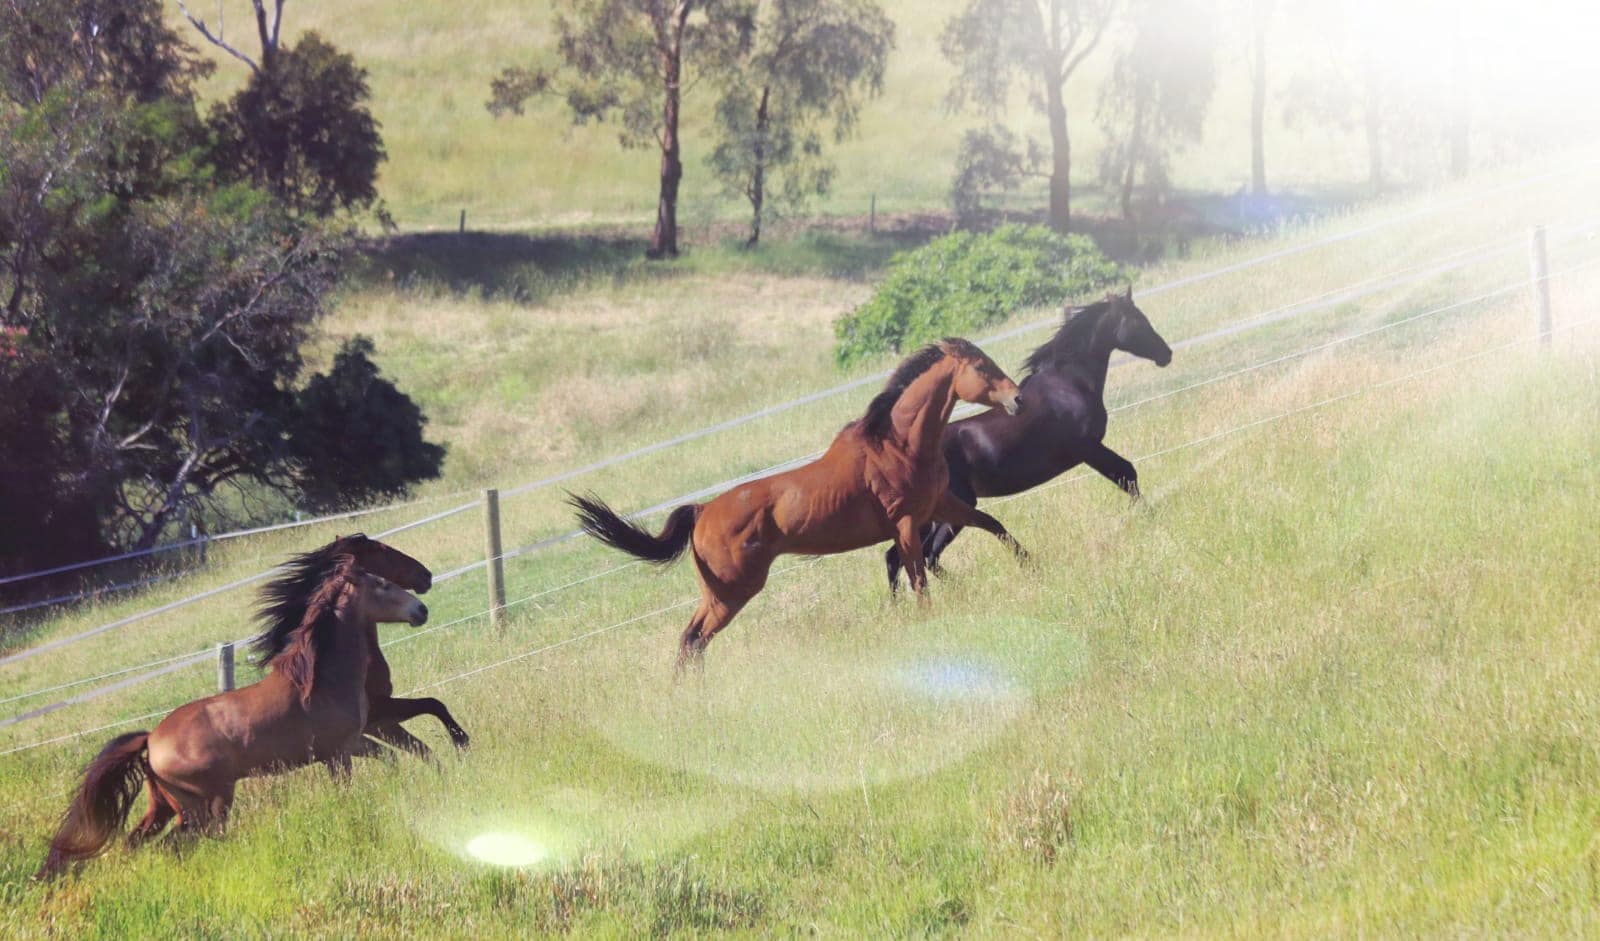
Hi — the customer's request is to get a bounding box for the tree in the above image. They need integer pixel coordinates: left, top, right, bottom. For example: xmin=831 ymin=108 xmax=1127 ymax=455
xmin=0 ymin=0 xmax=440 ymax=578
xmin=289 ymin=338 xmax=446 ymax=512
xmin=207 ymin=33 xmax=386 ymax=218
xmin=706 ymin=0 xmax=894 ymax=245
xmin=1248 ymin=0 xmax=1272 ymax=194
xmin=489 ymin=1 xmax=755 ymax=258
xmin=942 ymin=0 xmax=1118 ymax=232
xmin=1096 ymin=0 xmax=1216 ymax=221
xmin=180 ymin=3 xmax=386 ymax=219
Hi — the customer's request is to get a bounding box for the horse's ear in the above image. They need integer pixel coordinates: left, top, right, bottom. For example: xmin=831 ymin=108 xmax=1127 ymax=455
xmin=1123 ymin=284 xmax=1133 ymax=300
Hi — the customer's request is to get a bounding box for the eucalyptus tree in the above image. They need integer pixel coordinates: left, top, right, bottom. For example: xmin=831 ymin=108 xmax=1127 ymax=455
xmin=707 ymin=0 xmax=894 ymax=245
xmin=490 ymin=1 xmax=755 ymax=258
xmin=943 ymin=0 xmax=1119 ymax=232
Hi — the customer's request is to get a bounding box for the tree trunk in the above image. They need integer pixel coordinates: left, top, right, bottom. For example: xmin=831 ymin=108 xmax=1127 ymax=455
xmin=748 ymin=86 xmax=770 ymax=247
xmin=1121 ymin=93 xmax=1145 ymax=222
xmin=649 ymin=7 xmax=690 ymax=260
xmin=1447 ymin=11 xmax=1469 ymax=179
xmin=1364 ymin=63 xmax=1383 ymax=192
xmin=1046 ymin=80 xmax=1071 ymax=233
xmin=1249 ymin=0 xmax=1269 ymax=195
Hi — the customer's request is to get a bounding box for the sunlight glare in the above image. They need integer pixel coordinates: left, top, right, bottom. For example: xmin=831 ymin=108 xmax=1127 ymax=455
xmin=466 ymin=832 xmax=547 ymax=868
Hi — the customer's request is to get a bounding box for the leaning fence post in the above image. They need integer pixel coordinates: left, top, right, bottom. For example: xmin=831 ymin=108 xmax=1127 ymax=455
xmin=482 ymin=488 xmax=506 ymax=630
xmin=1530 ymin=225 xmax=1551 ymax=348
xmin=869 ymin=193 xmax=876 ymax=233
xmin=217 ymin=641 xmax=235 ymax=692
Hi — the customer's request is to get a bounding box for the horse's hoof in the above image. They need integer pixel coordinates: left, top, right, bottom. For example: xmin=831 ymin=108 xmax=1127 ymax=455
xmin=450 ymin=732 xmax=471 ymax=749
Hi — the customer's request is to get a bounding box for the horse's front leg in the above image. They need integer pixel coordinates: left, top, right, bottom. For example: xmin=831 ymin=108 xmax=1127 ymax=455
xmin=368 ymin=696 xmax=470 ymax=749
xmin=323 ymin=749 xmax=355 ymax=781
xmin=893 ymin=516 xmax=929 ymax=599
xmin=933 ymin=493 xmax=1027 ymax=562
xmin=1083 ymin=441 xmax=1140 ymax=501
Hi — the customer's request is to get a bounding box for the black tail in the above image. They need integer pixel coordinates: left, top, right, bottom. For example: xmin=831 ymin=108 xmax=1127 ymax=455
xmin=38 ymin=731 xmax=149 ymax=879
xmin=568 ymin=493 xmax=700 ymax=566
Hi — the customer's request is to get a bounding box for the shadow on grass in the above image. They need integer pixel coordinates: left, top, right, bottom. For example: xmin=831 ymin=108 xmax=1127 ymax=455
xmin=356 ymin=184 xmax=1372 ymax=303
xmin=357 ymin=220 xmax=940 ymax=303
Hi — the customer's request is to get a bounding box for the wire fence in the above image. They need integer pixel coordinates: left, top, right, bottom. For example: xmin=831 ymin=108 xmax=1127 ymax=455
xmin=5 ymin=156 xmax=1592 ymax=602
xmin=3 ymin=248 xmax=1593 ymax=756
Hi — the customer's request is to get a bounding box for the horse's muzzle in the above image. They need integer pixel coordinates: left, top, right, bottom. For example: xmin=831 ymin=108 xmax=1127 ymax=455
xmin=1003 ymin=394 xmax=1022 ymax=416
xmin=410 ymin=603 xmax=429 ymax=626
xmin=1155 ymin=349 xmax=1173 ymax=367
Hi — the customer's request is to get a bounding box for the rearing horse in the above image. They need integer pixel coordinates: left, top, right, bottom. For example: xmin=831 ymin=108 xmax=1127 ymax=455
xmin=38 ymin=559 xmax=427 ymax=878
xmin=572 ymin=338 xmax=1027 ymax=668
xmin=885 ymin=289 xmax=1172 ymax=590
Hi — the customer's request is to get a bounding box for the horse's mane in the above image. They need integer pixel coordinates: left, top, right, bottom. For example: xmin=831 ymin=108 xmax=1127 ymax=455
xmin=1022 ymin=300 xmax=1115 ymax=377
xmin=252 ymin=535 xmax=368 ymax=667
xmin=270 ymin=556 xmax=358 ymax=707
xmin=856 ymin=338 xmax=981 ymax=440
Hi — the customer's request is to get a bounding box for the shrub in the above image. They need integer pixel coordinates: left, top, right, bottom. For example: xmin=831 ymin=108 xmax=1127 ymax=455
xmin=832 ymin=224 xmax=1126 ymax=368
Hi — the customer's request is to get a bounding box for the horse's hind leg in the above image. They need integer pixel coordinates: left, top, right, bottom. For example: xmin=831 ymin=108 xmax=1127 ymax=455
xmin=127 ymin=788 xmax=176 ymax=849
xmin=933 ymin=494 xmax=1027 ymax=561
xmin=677 ymin=584 xmax=757 ymax=672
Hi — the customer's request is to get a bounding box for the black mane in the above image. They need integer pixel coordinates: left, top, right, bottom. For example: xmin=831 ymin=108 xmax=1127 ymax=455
xmin=1022 ymin=300 xmax=1115 ymax=376
xmin=251 ymin=537 xmax=364 ymax=667
xmin=857 ymin=338 xmax=980 ymax=440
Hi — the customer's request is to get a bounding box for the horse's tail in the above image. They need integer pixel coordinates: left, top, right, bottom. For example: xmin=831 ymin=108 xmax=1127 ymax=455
xmin=568 ymin=493 xmax=701 ymax=566
xmin=37 ymin=731 xmax=149 ymax=879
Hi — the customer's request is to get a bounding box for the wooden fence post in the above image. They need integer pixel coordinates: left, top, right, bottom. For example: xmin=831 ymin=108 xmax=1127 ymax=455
xmin=460 ymin=208 xmax=467 ymax=235
xmin=482 ymin=488 xmax=506 ymax=630
xmin=1530 ymin=225 xmax=1551 ymax=348
xmin=869 ymin=194 xmax=876 ymax=233
xmin=217 ymin=641 xmax=234 ymax=692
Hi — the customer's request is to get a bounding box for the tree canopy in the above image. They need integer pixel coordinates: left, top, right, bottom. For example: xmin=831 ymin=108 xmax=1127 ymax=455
xmin=706 ymin=0 xmax=894 ymax=245
xmin=0 ymin=0 xmax=438 ymax=583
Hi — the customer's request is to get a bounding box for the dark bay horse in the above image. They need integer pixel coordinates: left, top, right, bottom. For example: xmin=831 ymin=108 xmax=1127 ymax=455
xmin=254 ymin=534 xmax=469 ymax=754
xmin=571 ymin=338 xmax=1028 ymax=669
xmin=39 ymin=559 xmax=427 ymax=878
xmin=885 ymin=290 xmax=1172 ymax=591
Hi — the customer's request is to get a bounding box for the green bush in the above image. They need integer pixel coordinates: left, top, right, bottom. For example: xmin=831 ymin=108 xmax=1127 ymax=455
xmin=832 ymin=225 xmax=1127 ymax=368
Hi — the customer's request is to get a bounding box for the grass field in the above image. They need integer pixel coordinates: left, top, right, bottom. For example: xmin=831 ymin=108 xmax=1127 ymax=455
xmin=1 ymin=143 xmax=1599 ymax=935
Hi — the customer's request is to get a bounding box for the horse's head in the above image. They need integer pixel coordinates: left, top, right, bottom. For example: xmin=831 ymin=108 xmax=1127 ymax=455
xmin=944 ymin=338 xmax=1023 ymax=416
xmin=351 ymin=568 xmax=429 ymax=627
xmin=335 ymin=533 xmax=432 ymax=593
xmin=1106 ymin=287 xmax=1172 ymax=367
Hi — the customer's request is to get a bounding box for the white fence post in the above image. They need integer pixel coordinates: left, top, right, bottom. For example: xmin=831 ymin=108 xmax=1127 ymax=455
xmin=483 ymin=489 xmax=506 ymax=630
xmin=1530 ymin=225 xmax=1551 ymax=348
xmin=217 ymin=642 xmax=235 ymax=692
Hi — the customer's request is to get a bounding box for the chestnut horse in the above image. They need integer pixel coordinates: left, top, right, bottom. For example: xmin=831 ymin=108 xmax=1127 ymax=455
xmin=38 ymin=559 xmax=427 ymax=878
xmin=571 ymin=338 xmax=1027 ymax=669
xmin=884 ymin=290 xmax=1172 ymax=590
xmin=253 ymin=534 xmax=468 ymax=754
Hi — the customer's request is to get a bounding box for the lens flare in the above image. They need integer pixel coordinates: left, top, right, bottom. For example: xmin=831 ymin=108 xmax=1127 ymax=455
xmin=465 ymin=832 xmax=547 ymax=867
xmin=889 ymin=657 xmax=1019 ymax=702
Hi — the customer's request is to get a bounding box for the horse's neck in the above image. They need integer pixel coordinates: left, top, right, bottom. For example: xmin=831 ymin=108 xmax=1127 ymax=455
xmin=1066 ymin=314 xmax=1117 ymax=395
xmin=889 ymin=363 xmax=958 ymax=460
xmin=316 ymin=607 xmax=371 ymax=692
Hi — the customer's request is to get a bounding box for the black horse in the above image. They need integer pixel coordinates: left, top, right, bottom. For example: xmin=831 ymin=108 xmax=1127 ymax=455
xmin=885 ymin=288 xmax=1172 ymax=592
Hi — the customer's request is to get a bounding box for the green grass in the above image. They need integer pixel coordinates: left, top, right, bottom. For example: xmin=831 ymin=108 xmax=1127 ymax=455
xmin=2 ymin=150 xmax=1600 ymax=934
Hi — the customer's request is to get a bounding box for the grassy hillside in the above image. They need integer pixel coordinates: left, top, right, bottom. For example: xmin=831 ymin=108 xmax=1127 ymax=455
xmin=169 ymin=0 xmax=1564 ymax=230
xmin=1 ymin=148 xmax=1599 ymax=934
